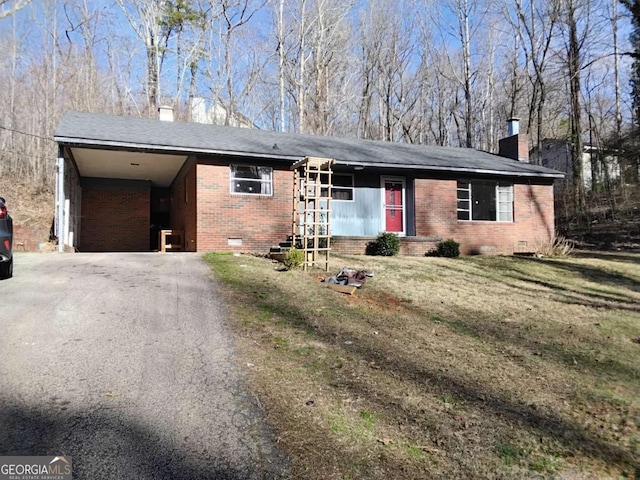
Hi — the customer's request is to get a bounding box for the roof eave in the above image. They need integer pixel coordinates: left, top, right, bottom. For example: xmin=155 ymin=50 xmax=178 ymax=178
xmin=53 ymin=137 xmax=303 ymax=162
xmin=338 ymin=160 xmax=565 ymax=179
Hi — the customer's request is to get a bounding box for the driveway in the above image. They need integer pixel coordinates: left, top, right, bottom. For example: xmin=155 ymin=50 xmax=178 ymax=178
xmin=0 ymin=253 xmax=288 ymax=479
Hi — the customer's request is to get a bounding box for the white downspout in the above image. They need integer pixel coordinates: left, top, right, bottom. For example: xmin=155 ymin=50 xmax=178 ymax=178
xmin=56 ymin=147 xmax=65 ymax=253
xmin=64 ymin=199 xmax=70 ymax=247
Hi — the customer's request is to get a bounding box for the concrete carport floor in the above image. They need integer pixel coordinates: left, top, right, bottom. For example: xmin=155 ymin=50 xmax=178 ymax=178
xmin=0 ymin=253 xmax=289 ymax=479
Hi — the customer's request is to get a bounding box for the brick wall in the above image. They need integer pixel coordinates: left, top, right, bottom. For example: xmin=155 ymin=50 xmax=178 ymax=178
xmin=196 ymin=161 xmax=293 ymax=252
xmin=12 ymin=225 xmax=51 ymax=251
xmin=193 ymin=162 xmax=555 ymax=256
xmin=330 ymin=237 xmax=372 ymax=255
xmin=332 ymin=179 xmax=554 ymax=256
xmin=170 ymin=159 xmax=197 ymax=251
xmin=414 ymin=178 xmax=555 ymax=255
xmin=80 ymin=183 xmax=150 ymax=252
xmin=331 ymin=236 xmax=439 ymax=256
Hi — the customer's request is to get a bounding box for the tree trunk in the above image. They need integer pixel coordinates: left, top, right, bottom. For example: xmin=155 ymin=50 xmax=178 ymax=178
xmin=278 ymin=0 xmax=286 ymax=131
xmin=613 ymin=0 xmax=622 ymax=138
xmin=567 ymin=0 xmax=585 ymax=211
xmin=146 ymin=41 xmax=159 ymax=115
xmin=461 ymin=0 xmax=473 ymax=148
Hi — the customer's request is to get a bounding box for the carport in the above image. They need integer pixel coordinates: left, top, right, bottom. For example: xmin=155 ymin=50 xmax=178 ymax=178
xmin=54 ymin=110 xmax=191 ymax=253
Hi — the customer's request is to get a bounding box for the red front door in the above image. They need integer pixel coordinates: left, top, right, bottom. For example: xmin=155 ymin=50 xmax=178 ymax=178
xmin=384 ymin=180 xmax=404 ymax=233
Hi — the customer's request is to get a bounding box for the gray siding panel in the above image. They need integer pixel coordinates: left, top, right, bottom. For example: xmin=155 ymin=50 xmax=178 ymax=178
xmin=331 ymin=172 xmax=383 ymax=236
xmin=331 ymin=186 xmax=382 ymax=235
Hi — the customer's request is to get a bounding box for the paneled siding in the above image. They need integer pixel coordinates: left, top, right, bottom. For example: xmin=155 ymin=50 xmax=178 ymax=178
xmin=331 ymin=186 xmax=382 ymax=236
xmin=330 ymin=173 xmax=390 ymax=236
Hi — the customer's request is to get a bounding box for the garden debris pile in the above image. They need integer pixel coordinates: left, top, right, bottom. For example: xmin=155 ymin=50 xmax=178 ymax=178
xmin=321 ymin=267 xmax=373 ymax=288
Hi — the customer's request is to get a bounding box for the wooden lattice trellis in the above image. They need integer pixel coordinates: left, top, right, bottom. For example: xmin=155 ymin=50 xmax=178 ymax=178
xmin=291 ymin=156 xmax=334 ymax=271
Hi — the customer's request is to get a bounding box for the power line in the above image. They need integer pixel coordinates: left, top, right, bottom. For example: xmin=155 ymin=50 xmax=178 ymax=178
xmin=0 ymin=124 xmax=53 ymax=142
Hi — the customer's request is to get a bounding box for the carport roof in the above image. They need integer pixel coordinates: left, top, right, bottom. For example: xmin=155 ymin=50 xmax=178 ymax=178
xmin=54 ymin=111 xmax=564 ymax=179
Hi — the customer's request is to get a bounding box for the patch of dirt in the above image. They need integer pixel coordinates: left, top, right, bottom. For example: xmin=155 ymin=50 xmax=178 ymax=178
xmin=0 ymin=173 xmax=54 ymax=229
xmin=0 ymin=174 xmax=55 ymax=249
xmin=351 ymin=290 xmax=404 ymax=310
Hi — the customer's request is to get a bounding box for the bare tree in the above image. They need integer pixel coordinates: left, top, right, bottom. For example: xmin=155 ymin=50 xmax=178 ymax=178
xmin=378 ymin=0 xmax=419 ymax=142
xmin=473 ymin=13 xmax=500 ymax=151
xmin=276 ymin=0 xmax=286 ymax=131
xmin=559 ymin=0 xmax=587 ymax=211
xmin=611 ymin=0 xmax=622 ymax=137
xmin=0 ymin=0 xmax=31 ymax=20
xmin=502 ymin=0 xmax=560 ymax=158
xmin=419 ymin=28 xmax=459 ymax=146
xmin=159 ymin=1 xmax=210 ymax=118
xmin=282 ymin=0 xmax=352 ymax=135
xmin=354 ymin=2 xmax=383 ymax=139
xmin=435 ymin=0 xmax=488 ymax=148
xmin=115 ymin=0 xmax=171 ymax=115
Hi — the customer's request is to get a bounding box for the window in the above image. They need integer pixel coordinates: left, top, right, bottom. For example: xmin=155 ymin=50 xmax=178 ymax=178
xmin=330 ymin=174 xmax=354 ymax=201
xmin=457 ymin=180 xmax=513 ymax=222
xmin=318 ymin=173 xmax=354 ymax=200
xmin=230 ymin=165 xmax=273 ymax=195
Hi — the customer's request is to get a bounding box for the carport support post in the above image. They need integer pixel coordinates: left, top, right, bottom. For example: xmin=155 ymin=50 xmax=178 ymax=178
xmin=56 ymin=146 xmax=65 ymax=253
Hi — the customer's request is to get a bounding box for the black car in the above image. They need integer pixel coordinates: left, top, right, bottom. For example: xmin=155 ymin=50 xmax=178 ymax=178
xmin=0 ymin=196 xmax=13 ymax=279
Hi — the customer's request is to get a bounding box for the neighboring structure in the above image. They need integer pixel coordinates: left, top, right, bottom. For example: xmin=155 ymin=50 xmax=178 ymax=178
xmin=189 ymin=97 xmax=256 ymax=129
xmin=533 ymin=139 xmax=620 ymax=191
xmin=53 ymin=111 xmax=563 ymax=256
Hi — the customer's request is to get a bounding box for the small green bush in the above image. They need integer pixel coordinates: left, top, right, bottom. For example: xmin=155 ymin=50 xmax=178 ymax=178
xmin=283 ymin=247 xmax=305 ymax=270
xmin=367 ymin=232 xmax=400 ymax=256
xmin=436 ymin=239 xmax=460 ymax=257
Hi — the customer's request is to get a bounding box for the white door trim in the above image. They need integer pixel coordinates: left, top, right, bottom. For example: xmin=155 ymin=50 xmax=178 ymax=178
xmin=380 ymin=176 xmax=406 ymax=236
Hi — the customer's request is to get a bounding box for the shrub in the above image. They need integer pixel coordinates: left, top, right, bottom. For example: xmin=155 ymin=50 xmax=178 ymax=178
xmin=534 ymin=236 xmax=574 ymax=257
xmin=367 ymin=232 xmax=400 ymax=256
xmin=436 ymin=239 xmax=460 ymax=257
xmin=283 ymin=247 xmax=305 ymax=270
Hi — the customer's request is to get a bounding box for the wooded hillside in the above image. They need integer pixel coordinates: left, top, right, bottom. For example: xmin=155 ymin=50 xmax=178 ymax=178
xmin=0 ymin=0 xmax=638 ymax=242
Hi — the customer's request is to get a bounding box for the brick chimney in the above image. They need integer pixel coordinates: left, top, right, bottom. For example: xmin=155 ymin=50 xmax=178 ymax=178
xmin=498 ymin=118 xmax=529 ymax=163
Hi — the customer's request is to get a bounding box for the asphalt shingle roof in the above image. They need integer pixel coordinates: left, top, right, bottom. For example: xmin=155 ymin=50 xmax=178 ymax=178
xmin=54 ymin=111 xmax=563 ymax=178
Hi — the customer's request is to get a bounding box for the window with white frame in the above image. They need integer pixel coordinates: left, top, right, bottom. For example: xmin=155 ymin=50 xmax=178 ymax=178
xmin=457 ymin=180 xmax=513 ymax=222
xmin=230 ymin=165 xmax=273 ymax=195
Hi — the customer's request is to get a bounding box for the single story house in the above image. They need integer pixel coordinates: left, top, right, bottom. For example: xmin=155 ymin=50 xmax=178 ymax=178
xmin=53 ymin=110 xmax=563 ymax=255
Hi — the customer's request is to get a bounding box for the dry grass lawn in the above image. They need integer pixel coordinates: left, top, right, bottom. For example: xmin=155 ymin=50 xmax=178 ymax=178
xmin=204 ymin=251 xmax=640 ymax=479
